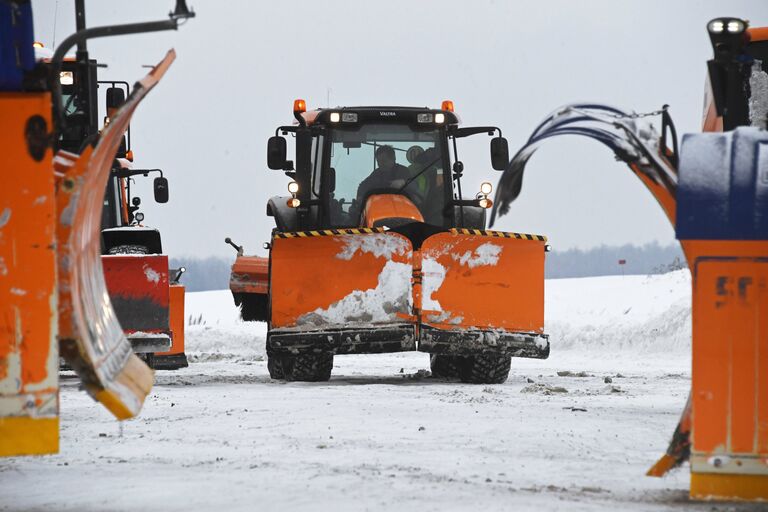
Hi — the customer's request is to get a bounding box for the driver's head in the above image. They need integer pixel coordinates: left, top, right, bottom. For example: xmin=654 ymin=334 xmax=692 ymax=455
xmin=375 ymin=145 xmax=396 ymax=169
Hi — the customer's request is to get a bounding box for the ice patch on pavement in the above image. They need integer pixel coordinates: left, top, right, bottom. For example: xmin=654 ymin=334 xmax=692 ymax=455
xmin=336 ymin=233 xmax=410 ymax=260
xmin=298 ymin=260 xmax=412 ymax=326
xmin=452 ymin=242 xmax=502 ymax=268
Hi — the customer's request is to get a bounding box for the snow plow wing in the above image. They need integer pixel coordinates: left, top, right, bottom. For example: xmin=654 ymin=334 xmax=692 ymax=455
xmin=56 ymin=51 xmax=176 ymax=420
xmin=230 ymin=254 xmax=269 ymax=321
xmin=419 ymin=229 xmax=549 ymax=358
xmin=268 ymin=229 xmax=416 ymax=354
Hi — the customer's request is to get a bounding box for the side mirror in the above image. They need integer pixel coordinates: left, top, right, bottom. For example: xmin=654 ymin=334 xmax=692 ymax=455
xmin=106 ymin=87 xmax=125 ymax=111
xmin=154 ymin=176 xmax=169 ymax=203
xmin=490 ymin=136 xmax=509 ymax=171
xmin=267 ymin=136 xmax=288 ymax=170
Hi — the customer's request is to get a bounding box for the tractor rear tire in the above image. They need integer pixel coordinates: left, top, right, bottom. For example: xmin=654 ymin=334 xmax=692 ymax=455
xmin=458 ymin=353 xmax=511 ymax=384
xmin=430 ymin=354 xmax=463 ymax=380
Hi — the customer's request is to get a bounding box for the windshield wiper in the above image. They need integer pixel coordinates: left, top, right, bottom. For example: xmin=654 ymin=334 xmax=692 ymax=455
xmin=398 ymin=155 xmax=442 ymax=192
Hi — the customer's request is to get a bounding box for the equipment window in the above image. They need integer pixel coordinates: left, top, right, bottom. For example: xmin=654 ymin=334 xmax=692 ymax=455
xmin=327 ymin=124 xmax=447 ymax=227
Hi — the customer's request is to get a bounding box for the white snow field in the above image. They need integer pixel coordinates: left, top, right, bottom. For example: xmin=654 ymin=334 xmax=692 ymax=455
xmin=1 ymin=270 xmax=765 ymax=511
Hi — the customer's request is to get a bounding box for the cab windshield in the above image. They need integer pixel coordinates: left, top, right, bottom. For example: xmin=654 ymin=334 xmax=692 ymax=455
xmin=325 ymin=124 xmax=447 ymax=227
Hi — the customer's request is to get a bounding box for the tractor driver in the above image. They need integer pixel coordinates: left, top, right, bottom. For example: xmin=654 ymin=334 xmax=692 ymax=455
xmin=355 ymin=145 xmax=411 ymax=204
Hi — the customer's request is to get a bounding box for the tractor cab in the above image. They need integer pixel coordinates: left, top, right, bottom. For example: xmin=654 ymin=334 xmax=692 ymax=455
xmin=266 ymin=101 xmax=509 ymax=233
xmin=48 ymin=54 xmax=171 ymax=252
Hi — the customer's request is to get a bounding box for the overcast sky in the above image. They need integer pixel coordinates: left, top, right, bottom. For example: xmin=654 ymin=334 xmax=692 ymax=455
xmin=31 ymin=0 xmax=767 ymax=258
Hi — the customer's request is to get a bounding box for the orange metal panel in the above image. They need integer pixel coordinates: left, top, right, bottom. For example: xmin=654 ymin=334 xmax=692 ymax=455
xmin=688 ymin=241 xmax=768 ymax=472
xmin=362 ymin=194 xmax=424 ymax=228
xmin=420 ymin=232 xmax=545 ymax=333
xmin=0 ymin=92 xmax=59 ymax=456
xmin=230 ymin=255 xmax=269 ymax=295
xmin=270 ymin=232 xmax=414 ymax=329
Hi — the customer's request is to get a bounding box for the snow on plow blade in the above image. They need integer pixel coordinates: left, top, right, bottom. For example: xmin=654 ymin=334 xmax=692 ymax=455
xmin=268 ymin=229 xmax=416 ymax=354
xmin=56 ymin=51 xmax=176 ymax=420
xmin=419 ymin=229 xmax=549 ymax=358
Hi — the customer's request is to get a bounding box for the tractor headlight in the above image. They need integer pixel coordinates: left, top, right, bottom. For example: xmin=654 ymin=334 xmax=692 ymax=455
xmin=727 ymin=20 xmax=745 ymax=33
xmin=341 ymin=112 xmax=358 ymax=122
xmin=417 ymin=113 xmax=434 ymax=123
xmin=435 ymin=113 xmax=445 ymax=124
xmin=288 ymin=181 xmax=299 ymax=194
xmin=329 ymin=112 xmax=340 ymax=123
xmin=59 ymin=71 xmax=74 ymax=85
xmin=135 ymin=212 xmax=145 ymax=223
xmin=480 ymin=181 xmax=493 ymax=195
xmin=708 ymin=20 xmax=724 ymax=33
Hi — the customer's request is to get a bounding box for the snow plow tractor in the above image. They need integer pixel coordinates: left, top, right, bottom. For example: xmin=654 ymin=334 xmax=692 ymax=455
xmin=229 ymin=101 xmax=549 ymax=383
xmin=0 ymin=0 xmax=193 ymax=457
xmin=489 ymin=17 xmax=768 ymax=502
xmin=56 ymin=18 xmax=188 ymax=371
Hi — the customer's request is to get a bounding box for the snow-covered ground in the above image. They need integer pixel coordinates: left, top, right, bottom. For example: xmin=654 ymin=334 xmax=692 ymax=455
xmin=1 ymin=271 xmax=764 ymax=511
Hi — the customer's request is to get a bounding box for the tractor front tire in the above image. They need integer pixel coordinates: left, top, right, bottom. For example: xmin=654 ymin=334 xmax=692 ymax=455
xmin=430 ymin=354 xmax=463 ymax=380
xmin=458 ymin=353 xmax=511 ymax=384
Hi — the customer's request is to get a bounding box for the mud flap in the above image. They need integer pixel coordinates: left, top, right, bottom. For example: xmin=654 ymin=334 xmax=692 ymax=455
xmin=418 ymin=229 xmax=549 ymax=357
xmin=56 ymin=51 xmax=176 ymax=420
xmin=268 ymin=230 xmax=415 ymax=353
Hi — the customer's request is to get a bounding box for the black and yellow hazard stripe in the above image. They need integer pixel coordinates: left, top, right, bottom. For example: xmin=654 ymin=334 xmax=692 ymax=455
xmin=273 ymin=227 xmax=387 ymax=239
xmin=450 ymin=228 xmax=547 ymax=242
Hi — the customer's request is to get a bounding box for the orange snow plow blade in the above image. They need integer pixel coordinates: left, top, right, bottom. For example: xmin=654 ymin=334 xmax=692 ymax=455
xmin=56 ymin=50 xmax=176 ymax=420
xmin=268 ymin=229 xmax=416 ymax=354
xmin=229 ymin=254 xmax=269 ymax=321
xmin=418 ymin=229 xmax=549 ymax=358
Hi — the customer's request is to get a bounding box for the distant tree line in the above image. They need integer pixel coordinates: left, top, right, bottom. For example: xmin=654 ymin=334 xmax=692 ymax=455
xmin=544 ymin=242 xmax=686 ymax=279
xmin=170 ymin=256 xmax=234 ymax=292
xmin=172 ymin=242 xmax=686 ymax=291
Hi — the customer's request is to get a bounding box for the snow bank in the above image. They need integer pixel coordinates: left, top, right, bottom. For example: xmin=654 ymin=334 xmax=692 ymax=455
xmin=546 ymin=269 xmax=691 ymax=354
xmin=183 ymin=269 xmax=692 ymax=361
xmin=184 ymin=290 xmax=266 ymax=362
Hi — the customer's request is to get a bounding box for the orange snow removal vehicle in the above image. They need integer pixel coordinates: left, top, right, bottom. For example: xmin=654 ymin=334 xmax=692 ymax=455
xmin=488 ymin=17 xmax=768 ymax=502
xmin=228 ymin=101 xmax=549 ymax=383
xmin=0 ymin=0 xmax=193 ymax=457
